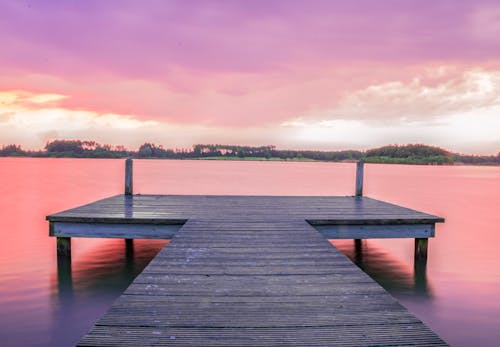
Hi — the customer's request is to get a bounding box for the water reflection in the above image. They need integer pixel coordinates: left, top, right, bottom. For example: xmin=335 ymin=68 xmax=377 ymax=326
xmin=1 ymin=159 xmax=498 ymax=346
xmin=49 ymin=239 xmax=166 ymax=346
xmin=56 ymin=255 xmax=73 ymax=300
xmin=53 ymin=240 xmax=166 ymax=297
xmin=332 ymin=239 xmax=432 ymax=298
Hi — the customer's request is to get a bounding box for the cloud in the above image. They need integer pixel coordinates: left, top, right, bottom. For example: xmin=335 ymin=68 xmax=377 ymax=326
xmin=0 ymin=90 xmax=159 ymax=148
xmin=1 ymin=88 xmax=498 ymax=154
xmin=292 ymin=67 xmax=500 ymax=125
xmin=1 ymin=1 xmax=499 ymax=154
xmin=1 ymin=0 xmax=500 ymax=130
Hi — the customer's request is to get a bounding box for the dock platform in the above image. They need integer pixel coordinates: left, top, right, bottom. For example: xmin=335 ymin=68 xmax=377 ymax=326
xmin=47 ymin=194 xmax=446 ymax=346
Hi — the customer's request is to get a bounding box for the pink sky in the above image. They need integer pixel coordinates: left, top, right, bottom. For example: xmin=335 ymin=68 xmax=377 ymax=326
xmin=0 ymin=0 xmax=499 ymax=154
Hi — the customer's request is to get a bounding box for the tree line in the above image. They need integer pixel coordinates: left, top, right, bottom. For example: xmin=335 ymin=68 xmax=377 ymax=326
xmin=0 ymin=140 xmax=498 ymax=165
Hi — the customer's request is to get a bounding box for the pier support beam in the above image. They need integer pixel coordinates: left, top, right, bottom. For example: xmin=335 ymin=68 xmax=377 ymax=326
xmin=414 ymin=238 xmax=428 ymax=262
xmin=56 ymin=237 xmax=71 ymax=258
xmin=125 ymin=158 xmax=133 ymax=195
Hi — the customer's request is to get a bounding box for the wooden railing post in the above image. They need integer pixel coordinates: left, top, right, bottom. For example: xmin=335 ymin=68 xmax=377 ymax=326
xmin=125 ymin=158 xmax=133 ymax=195
xmin=355 ymin=160 xmax=364 ymax=197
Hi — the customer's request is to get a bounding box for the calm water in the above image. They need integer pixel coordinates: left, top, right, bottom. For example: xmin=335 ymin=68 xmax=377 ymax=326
xmin=0 ymin=158 xmax=499 ymax=346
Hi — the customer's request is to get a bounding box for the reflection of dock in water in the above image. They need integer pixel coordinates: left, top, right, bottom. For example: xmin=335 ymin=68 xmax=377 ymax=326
xmin=50 ymin=239 xmax=167 ymax=346
xmin=54 ymin=239 xmax=167 ymax=295
xmin=47 ymin=160 xmax=446 ymax=346
xmin=333 ymin=239 xmax=432 ymax=297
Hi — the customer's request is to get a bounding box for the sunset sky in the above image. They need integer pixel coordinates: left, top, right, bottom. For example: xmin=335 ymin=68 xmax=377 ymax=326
xmin=1 ymin=0 xmax=499 ymax=154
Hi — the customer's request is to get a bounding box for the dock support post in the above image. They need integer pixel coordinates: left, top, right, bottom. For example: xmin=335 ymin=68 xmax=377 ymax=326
xmin=57 ymin=237 xmax=71 ymax=258
xmin=125 ymin=239 xmax=134 ymax=274
xmin=125 ymin=158 xmax=133 ymax=195
xmin=125 ymin=238 xmax=134 ymax=250
xmin=354 ymin=238 xmax=362 ymax=249
xmin=57 ymin=252 xmax=73 ymax=296
xmin=354 ymin=239 xmax=363 ymax=264
xmin=354 ymin=161 xmax=364 ymax=244
xmin=355 ymin=160 xmax=364 ymax=197
xmin=414 ymin=238 xmax=428 ymax=262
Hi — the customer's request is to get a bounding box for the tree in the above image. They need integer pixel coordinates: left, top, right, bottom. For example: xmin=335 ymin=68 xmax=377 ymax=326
xmin=45 ymin=140 xmax=85 ymax=154
xmin=0 ymin=144 xmax=25 ymax=156
xmin=138 ymin=143 xmax=153 ymax=157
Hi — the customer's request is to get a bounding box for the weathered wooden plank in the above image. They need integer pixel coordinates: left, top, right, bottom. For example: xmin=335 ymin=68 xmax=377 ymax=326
xmin=50 ymin=221 xmax=182 ymax=239
xmin=97 ymin=309 xmax=422 ymax=328
xmin=76 ymin=218 xmax=446 ymax=346
xmin=78 ymin=324 xmax=446 ymax=347
xmin=109 ymin=293 xmax=399 ymax=305
xmin=312 ymin=223 xmax=435 ymax=239
xmin=46 ymin=195 xmax=445 ymax=227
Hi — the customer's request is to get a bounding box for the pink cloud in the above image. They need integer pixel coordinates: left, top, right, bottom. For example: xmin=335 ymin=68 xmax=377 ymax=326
xmin=2 ymin=62 xmax=500 ymax=129
xmin=1 ymin=1 xmax=500 ymax=153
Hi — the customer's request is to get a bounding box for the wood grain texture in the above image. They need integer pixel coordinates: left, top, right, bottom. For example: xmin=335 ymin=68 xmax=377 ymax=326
xmin=125 ymin=158 xmax=133 ymax=195
xmin=46 ymin=195 xmax=444 ymax=237
xmin=313 ymin=223 xmax=435 ymax=239
xmin=51 ymin=221 xmax=182 ymax=239
xmin=46 ymin=194 xmax=446 ymax=345
xmin=355 ymin=160 xmax=364 ymax=196
xmin=75 ymin=218 xmax=446 ymax=346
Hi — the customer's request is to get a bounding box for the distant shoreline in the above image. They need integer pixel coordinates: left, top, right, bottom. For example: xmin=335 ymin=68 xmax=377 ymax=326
xmin=1 ymin=155 xmax=498 ymax=166
xmin=1 ymin=141 xmax=498 ymax=166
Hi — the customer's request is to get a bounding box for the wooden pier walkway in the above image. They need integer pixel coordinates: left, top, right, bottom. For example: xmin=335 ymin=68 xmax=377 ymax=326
xmin=47 ymin=194 xmax=446 ymax=346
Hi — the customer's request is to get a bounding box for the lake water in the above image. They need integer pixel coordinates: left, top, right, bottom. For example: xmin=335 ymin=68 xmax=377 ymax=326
xmin=0 ymin=158 xmax=499 ymax=346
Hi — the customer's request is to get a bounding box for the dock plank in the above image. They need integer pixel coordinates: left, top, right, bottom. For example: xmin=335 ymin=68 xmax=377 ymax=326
xmin=76 ymin=217 xmax=446 ymax=346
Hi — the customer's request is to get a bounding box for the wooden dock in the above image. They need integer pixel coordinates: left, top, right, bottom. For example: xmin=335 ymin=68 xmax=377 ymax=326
xmin=46 ymin=161 xmax=447 ymax=346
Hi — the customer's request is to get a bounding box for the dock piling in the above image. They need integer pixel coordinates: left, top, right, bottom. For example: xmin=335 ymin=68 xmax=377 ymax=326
xmin=125 ymin=158 xmax=133 ymax=195
xmin=355 ymin=161 xmax=364 ymax=245
xmin=355 ymin=160 xmax=364 ymax=197
xmin=125 ymin=238 xmax=134 ymax=250
xmin=56 ymin=237 xmax=71 ymax=258
xmin=414 ymin=238 xmax=428 ymax=262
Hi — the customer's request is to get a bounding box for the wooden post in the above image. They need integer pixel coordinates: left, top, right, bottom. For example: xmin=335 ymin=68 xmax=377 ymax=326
xmin=125 ymin=239 xmax=134 ymax=272
xmin=414 ymin=238 xmax=428 ymax=262
xmin=414 ymin=255 xmax=428 ymax=293
xmin=354 ymin=239 xmax=362 ymax=249
xmin=125 ymin=158 xmax=133 ymax=195
xmin=57 ymin=237 xmax=71 ymax=257
xmin=354 ymin=238 xmax=363 ymax=264
xmin=125 ymin=238 xmax=134 ymax=249
xmin=354 ymin=162 xmax=364 ymax=245
xmin=124 ymin=159 xmax=134 ymax=247
xmin=57 ymin=252 xmax=73 ymax=296
xmin=355 ymin=160 xmax=364 ymax=197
